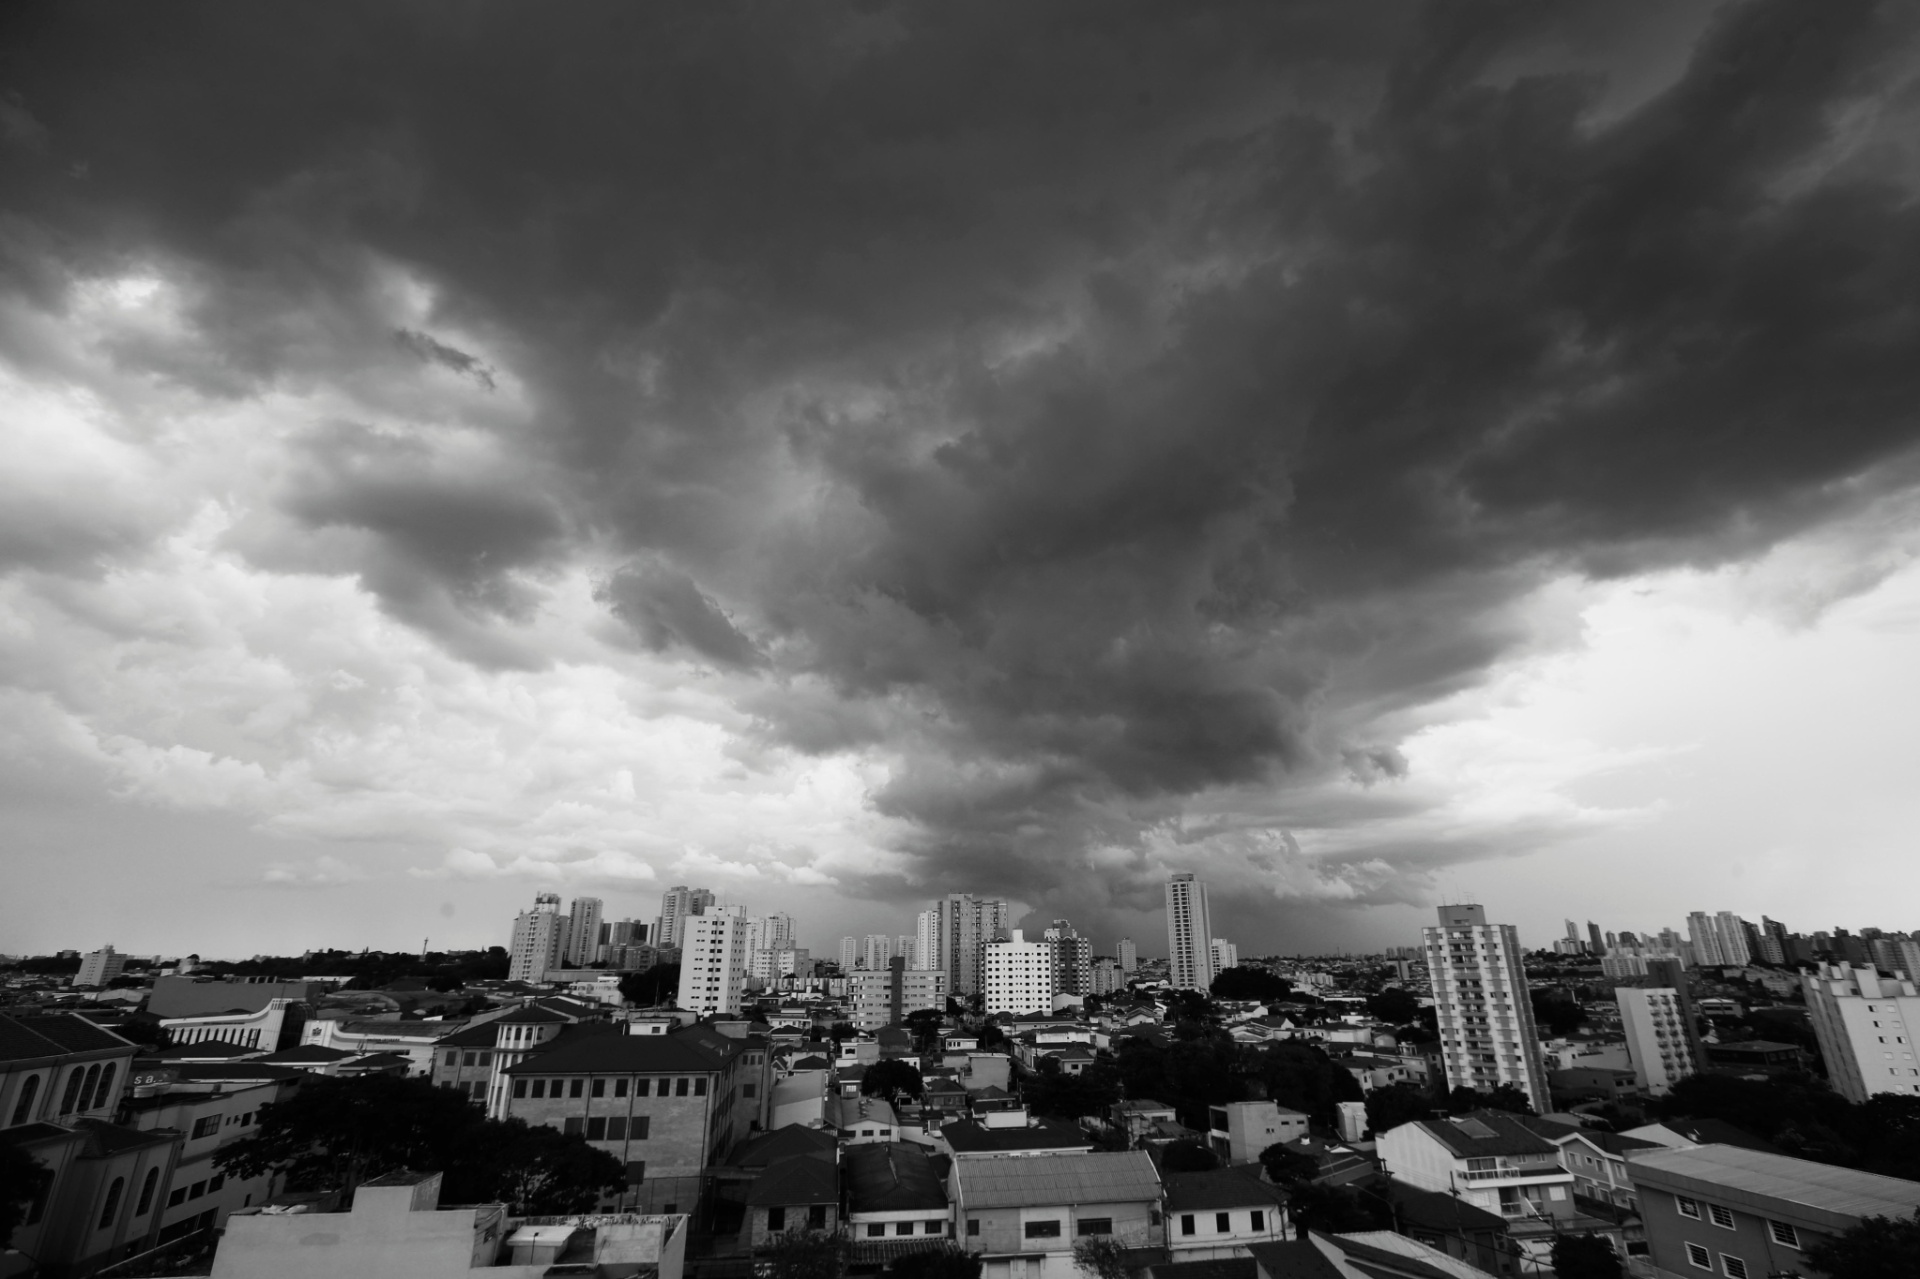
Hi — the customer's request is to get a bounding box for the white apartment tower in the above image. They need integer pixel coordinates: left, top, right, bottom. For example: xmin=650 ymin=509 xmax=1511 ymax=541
xmin=984 ymin=930 xmax=1054 ymax=1016
xmin=565 ymin=896 xmax=604 ymax=968
xmin=1802 ymin=963 xmax=1920 ymax=1102
xmin=896 ymin=934 xmax=917 ymax=969
xmin=1165 ymin=873 xmax=1216 ymax=992
xmin=508 ymin=892 xmax=569 ymax=983
xmin=1617 ymin=986 xmax=1700 ymax=1096
xmin=677 ymin=905 xmax=752 ymax=1016
xmin=839 ymin=936 xmax=860 ymax=970
xmin=1685 ymin=910 xmax=1752 ymax=969
xmin=1209 ymin=938 xmax=1239 ymax=973
xmin=76 ymin=945 xmax=126 ymax=989
xmin=654 ymin=885 xmax=714 ymax=951
xmin=916 ymin=910 xmax=940 ymax=977
xmin=936 ymin=894 xmax=1012 ymax=996
xmin=862 ymin=935 xmax=894 ymax=973
xmin=1422 ymin=904 xmax=1549 ymax=1113
xmin=1043 ymin=921 xmax=1092 ymax=997
xmin=1117 ymin=938 xmax=1137 ymax=974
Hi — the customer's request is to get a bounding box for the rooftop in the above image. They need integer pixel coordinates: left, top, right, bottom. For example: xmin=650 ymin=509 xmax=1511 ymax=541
xmin=502 ymin=1028 xmax=730 ymax=1076
xmin=0 ymin=1013 xmax=131 ymax=1062
xmin=942 ymin=1116 xmax=1094 ymax=1155
xmin=845 ymin=1142 xmax=950 ymax=1214
xmin=1628 ymin=1144 xmax=1920 ymax=1225
xmin=1413 ymin=1112 xmax=1560 ymax=1159
xmin=1164 ymin=1166 xmax=1289 ymax=1213
xmin=955 ymin=1150 xmax=1161 ymax=1209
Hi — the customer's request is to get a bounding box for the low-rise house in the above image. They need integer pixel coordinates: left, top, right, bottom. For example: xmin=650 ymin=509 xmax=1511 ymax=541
xmin=1375 ymin=1113 xmax=1576 ymax=1225
xmin=1378 ymin=1183 xmax=1514 ymax=1275
xmin=1334 ymin=1052 xmax=1413 ymax=1094
xmin=828 ymin=1093 xmax=901 ymax=1145
xmin=1163 ymin=1167 xmax=1291 ymax=1260
xmin=1550 ymin=1127 xmax=1660 ymax=1216
xmin=952 ymin=1150 xmax=1164 ymax=1279
xmin=1628 ymin=1143 xmax=1920 ymax=1279
xmin=1207 ymin=1101 xmax=1309 ymax=1166
xmin=845 ymin=1141 xmax=955 ymax=1265
xmin=942 ymin=1114 xmax=1095 ymax=1160
xmin=1619 ymin=1118 xmax=1782 ymax=1155
xmin=715 ymin=1124 xmax=840 ymax=1251
xmin=743 ymin=1148 xmax=840 ymax=1253
xmin=1111 ymin=1098 xmax=1178 ymax=1146
xmin=1272 ymin=1136 xmax=1374 ymax=1188
xmin=208 ymin=1169 xmax=689 ymax=1279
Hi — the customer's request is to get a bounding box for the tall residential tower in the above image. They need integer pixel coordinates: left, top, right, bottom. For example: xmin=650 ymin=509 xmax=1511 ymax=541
xmin=1165 ymin=873 xmax=1215 ymax=992
xmin=1422 ymin=904 xmax=1549 ymax=1113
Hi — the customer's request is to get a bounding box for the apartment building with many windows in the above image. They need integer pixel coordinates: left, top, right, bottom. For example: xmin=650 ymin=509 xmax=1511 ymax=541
xmin=1422 ymin=905 xmax=1549 ymax=1113
xmin=1801 ymin=962 xmax=1920 ymax=1102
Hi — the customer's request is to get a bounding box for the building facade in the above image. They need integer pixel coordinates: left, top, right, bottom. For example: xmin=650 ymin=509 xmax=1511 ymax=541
xmin=1165 ymin=874 xmax=1215 ymax=993
xmin=76 ymin=946 xmax=127 ymax=989
xmin=984 ymin=932 xmax=1055 ymax=1017
xmin=677 ymin=906 xmax=752 ymax=1016
xmin=509 ymin=893 xmax=569 ymax=984
xmin=566 ymin=897 xmax=605 ymax=969
xmin=937 ymin=894 xmax=1012 ymax=998
xmin=1802 ymin=962 xmax=1920 ymax=1102
xmin=1422 ymin=904 xmax=1549 ymax=1113
xmin=654 ymin=886 xmax=715 ymax=952
xmin=1617 ymin=986 xmax=1701 ymax=1097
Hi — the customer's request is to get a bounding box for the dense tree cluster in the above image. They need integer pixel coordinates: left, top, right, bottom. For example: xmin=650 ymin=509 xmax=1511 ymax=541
xmin=1804 ymin=1209 xmax=1920 ymax=1278
xmin=199 ymin=947 xmax=510 ymax=991
xmin=1108 ymin=1031 xmax=1361 ymax=1132
xmin=615 ymin=964 xmax=681 ymax=1007
xmin=213 ymin=1074 xmax=623 ymax=1213
xmin=1 ymin=1143 xmax=53 ymax=1247
xmin=1209 ymin=967 xmax=1294 ymax=1002
xmin=1654 ymin=1074 xmax=1920 ymax=1180
xmin=1529 ymin=991 xmax=1588 ymax=1037
xmin=1022 ymin=1058 xmax=1122 ymax=1121
xmin=1549 ymin=1232 xmax=1623 ymax=1279
xmin=860 ymin=1060 xmax=924 ymax=1104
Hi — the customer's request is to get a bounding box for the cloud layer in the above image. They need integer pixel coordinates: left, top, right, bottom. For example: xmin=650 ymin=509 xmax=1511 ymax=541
xmin=4 ymin=1 xmax=1920 ymax=946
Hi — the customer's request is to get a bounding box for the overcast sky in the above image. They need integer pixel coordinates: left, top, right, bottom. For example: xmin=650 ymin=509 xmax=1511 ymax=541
xmin=4 ymin=1 xmax=1920 ymax=961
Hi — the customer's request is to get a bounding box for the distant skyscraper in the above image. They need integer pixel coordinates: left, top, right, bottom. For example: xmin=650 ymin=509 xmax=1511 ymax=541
xmin=916 ymin=910 xmax=940 ymax=976
xmin=1165 ymin=873 xmax=1215 ymax=992
xmin=655 ymin=886 xmax=714 ymax=951
xmin=677 ymin=905 xmax=750 ymax=1015
xmin=76 ymin=945 xmax=125 ymax=989
xmin=566 ymin=897 xmax=604 ymax=968
xmin=1564 ymin=920 xmax=1581 ymax=945
xmin=1423 ymin=904 xmax=1549 ymax=1113
xmin=1090 ymin=956 xmax=1125 ymax=996
xmin=896 ymin=934 xmax=917 ymax=969
xmin=862 ymin=935 xmax=893 ymax=972
xmin=984 ymin=930 xmax=1054 ymax=1016
xmin=1209 ymin=938 xmax=1238 ymax=973
xmin=1117 ymin=938 xmax=1137 ymax=974
xmin=1587 ymin=922 xmax=1604 ymax=955
xmin=509 ymin=892 xmax=568 ymax=983
xmin=1043 ymin=920 xmax=1092 ymax=997
xmin=936 ymin=894 xmax=1012 ymax=996
xmin=840 ymin=936 xmax=860 ymax=970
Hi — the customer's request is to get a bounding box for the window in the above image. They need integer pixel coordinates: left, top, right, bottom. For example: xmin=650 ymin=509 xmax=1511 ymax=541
xmin=569 ymin=1079 xmax=585 ymax=1098
xmin=632 ymin=1116 xmax=651 ymax=1139
xmin=461 ymin=1051 xmax=475 ymax=1067
xmin=967 ymin=1220 xmax=981 ymax=1237
xmin=478 ymin=1052 xmax=491 ymax=1066
xmin=1025 ymin=1221 xmax=1062 ymax=1239
xmin=608 ymin=1116 xmax=628 ymax=1140
xmin=98 ymin=1177 xmax=125 ymax=1230
xmin=1250 ymin=1211 xmax=1265 ymax=1232
xmin=1180 ymin=1214 xmax=1196 ymax=1236
xmin=167 ymin=1188 xmax=186 ymax=1208
xmin=587 ymin=1117 xmax=607 ymax=1140
xmin=135 ymin=1167 xmax=160 ymax=1216
xmin=1685 ymin=1243 xmax=1711 ymax=1269
xmin=240 ymin=1112 xmax=253 ymax=1127
xmin=592 ymin=1079 xmax=606 ymax=1098
xmin=926 ymin=1221 xmax=944 ymax=1235
xmin=868 ymin=1224 xmax=886 ymax=1238
xmin=615 ymin=1078 xmax=629 ymax=1098
xmin=209 ymin=1174 xmax=225 ymax=1193
xmin=744 ymin=1083 xmax=757 ymax=1097
xmin=657 ymin=1078 xmax=672 ymax=1096
xmin=192 ymin=1114 xmax=222 ymax=1139
xmin=513 ymin=1079 xmax=527 ymax=1098
xmin=1708 ymin=1204 xmax=1735 ymax=1230
xmin=1216 ymin=1213 xmax=1230 ymax=1233
xmin=897 ymin=1222 xmax=915 ymax=1236
xmin=1721 ymin=1256 xmax=1748 ymax=1279
xmin=564 ymin=1117 xmax=584 ymax=1135
xmin=1768 ymin=1221 xmax=1799 ymax=1248
xmin=694 ymin=1078 xmax=708 ymax=1096
xmin=10 ymin=1074 xmax=39 ymax=1126
xmin=532 ymin=1080 xmax=547 ymax=1099
xmin=676 ymin=1078 xmax=690 ymax=1096
xmin=1077 ymin=1218 xmax=1113 ymax=1236
xmin=809 ymin=1205 xmax=828 ymax=1230
xmin=768 ymin=1206 xmax=786 ymax=1232
xmin=1676 ymin=1196 xmax=1701 ymax=1219
xmin=625 ymin=1160 xmax=646 ymax=1185
xmin=189 ymin=1181 xmax=207 ymax=1200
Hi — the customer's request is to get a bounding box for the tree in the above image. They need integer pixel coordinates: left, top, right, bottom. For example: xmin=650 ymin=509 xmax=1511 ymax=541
xmin=760 ymin=1228 xmax=850 ymax=1279
xmin=1284 ymin=1183 xmax=1391 ymax=1234
xmin=466 ymin=1117 xmax=625 ymax=1214
xmin=2 ymin=1145 xmax=52 ymax=1248
xmin=1364 ymin=988 xmax=1419 ymax=1024
xmin=978 ymin=1023 xmax=1008 ymax=1049
xmin=1257 ymin=1141 xmax=1320 ymax=1186
xmin=1530 ymin=992 xmax=1587 ymax=1037
xmin=1549 ymin=1233 xmax=1622 ymax=1279
xmin=1805 ymin=1209 xmax=1920 ymax=1279
xmin=1023 ymin=1059 xmax=1122 ymax=1121
xmin=1364 ymin=1082 xmax=1434 ymax=1136
xmin=1447 ymin=1085 xmax=1535 ymax=1117
xmin=1251 ymin=1042 xmax=1363 ymax=1130
xmin=616 ymin=964 xmax=680 ymax=1007
xmin=861 ymin=1059 xmax=924 ymax=1104
xmin=1211 ymin=967 xmax=1292 ymax=1001
xmin=1072 ymin=1234 xmax=1132 ymax=1279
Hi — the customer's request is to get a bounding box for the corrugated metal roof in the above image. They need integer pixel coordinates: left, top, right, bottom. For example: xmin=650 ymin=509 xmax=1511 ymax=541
xmin=955 ymin=1151 xmax=1160 ymax=1209
xmin=1629 ymin=1144 xmax=1920 ymax=1220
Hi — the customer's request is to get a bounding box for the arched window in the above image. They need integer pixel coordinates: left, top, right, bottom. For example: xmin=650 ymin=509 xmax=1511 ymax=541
xmin=78 ymin=1065 xmax=101 ymax=1112
xmin=59 ymin=1067 xmax=86 ymax=1114
xmin=10 ymin=1073 xmax=40 ymax=1126
xmin=91 ymin=1063 xmax=117 ymax=1111
xmin=98 ymin=1176 xmax=125 ymax=1230
xmin=134 ymin=1167 xmax=161 ymax=1216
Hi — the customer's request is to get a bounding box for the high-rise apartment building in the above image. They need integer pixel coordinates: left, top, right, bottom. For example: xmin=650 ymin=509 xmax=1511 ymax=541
xmin=916 ymin=911 xmax=940 ymax=977
xmin=839 ymin=936 xmax=860 ymax=970
xmin=1117 ymin=938 xmax=1137 ymax=974
xmin=983 ymin=930 xmax=1054 ymax=1016
xmin=1803 ymin=963 xmax=1920 ymax=1102
xmin=654 ymin=886 xmax=714 ymax=951
xmin=862 ymin=935 xmax=894 ymax=973
xmin=677 ymin=905 xmax=751 ymax=1016
xmin=1090 ymin=956 xmax=1125 ymax=995
xmin=509 ymin=892 xmax=569 ymax=983
xmin=1209 ymin=938 xmax=1239 ymax=973
xmin=1617 ymin=986 xmax=1701 ymax=1096
xmin=1043 ymin=921 xmax=1092 ymax=997
xmin=1422 ymin=904 xmax=1549 ymax=1114
xmin=565 ymin=897 xmax=604 ymax=968
xmin=75 ymin=945 xmax=126 ymax=988
xmin=896 ymin=935 xmax=917 ymax=969
xmin=1165 ymin=873 xmax=1215 ymax=992
xmin=1587 ymin=922 xmax=1604 ymax=956
xmin=849 ymin=961 xmax=949 ymax=1031
xmin=935 ymin=894 xmax=1012 ymax=996
xmin=1685 ymin=911 xmax=1752 ymax=969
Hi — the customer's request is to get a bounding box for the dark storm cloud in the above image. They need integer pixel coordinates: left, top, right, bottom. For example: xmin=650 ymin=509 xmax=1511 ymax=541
xmin=6 ymin=0 xmax=1920 ymax=926
xmin=393 ymin=328 xmax=494 ymax=390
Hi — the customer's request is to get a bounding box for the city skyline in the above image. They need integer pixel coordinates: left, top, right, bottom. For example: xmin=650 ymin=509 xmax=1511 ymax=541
xmin=9 ymin=3 xmax=1920 ymax=956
